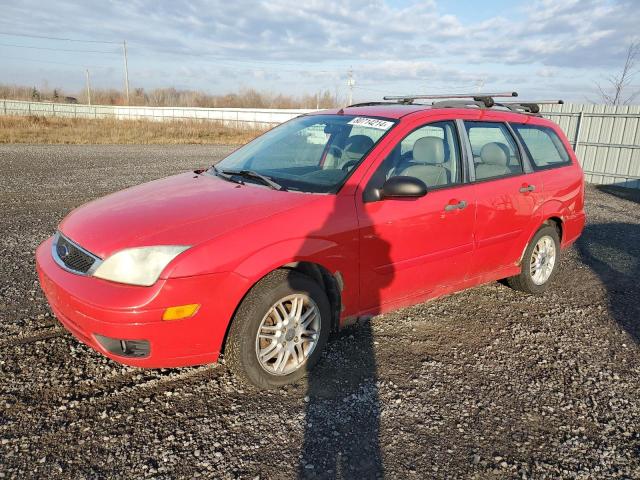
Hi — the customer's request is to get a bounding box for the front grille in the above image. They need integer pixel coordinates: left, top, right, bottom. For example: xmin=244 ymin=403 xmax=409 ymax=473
xmin=53 ymin=233 xmax=100 ymax=274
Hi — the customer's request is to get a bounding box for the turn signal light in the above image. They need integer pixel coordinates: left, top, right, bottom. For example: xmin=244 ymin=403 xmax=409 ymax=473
xmin=162 ymin=303 xmax=200 ymax=321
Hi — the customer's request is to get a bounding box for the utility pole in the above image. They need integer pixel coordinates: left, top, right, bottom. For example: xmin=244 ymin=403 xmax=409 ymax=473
xmin=347 ymin=68 xmax=354 ymax=105
xmin=85 ymin=69 xmax=91 ymax=105
xmin=123 ymin=40 xmax=130 ymax=105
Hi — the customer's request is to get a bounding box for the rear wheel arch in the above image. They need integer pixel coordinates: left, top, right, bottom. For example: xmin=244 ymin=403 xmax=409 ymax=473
xmin=544 ymin=216 xmax=563 ymax=243
xmin=517 ymin=216 xmax=564 ymax=266
xmin=508 ymin=224 xmax=561 ymax=294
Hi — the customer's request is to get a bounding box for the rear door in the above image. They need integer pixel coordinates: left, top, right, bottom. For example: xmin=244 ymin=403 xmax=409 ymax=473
xmin=356 ymin=119 xmax=476 ymax=313
xmin=463 ymin=121 xmax=545 ymax=277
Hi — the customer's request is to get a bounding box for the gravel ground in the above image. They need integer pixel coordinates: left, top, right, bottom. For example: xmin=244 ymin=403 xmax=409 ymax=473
xmin=1 ymin=144 xmax=639 ymax=479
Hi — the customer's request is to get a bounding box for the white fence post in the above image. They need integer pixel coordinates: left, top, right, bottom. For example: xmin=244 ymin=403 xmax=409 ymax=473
xmin=574 ymin=111 xmax=584 ymax=149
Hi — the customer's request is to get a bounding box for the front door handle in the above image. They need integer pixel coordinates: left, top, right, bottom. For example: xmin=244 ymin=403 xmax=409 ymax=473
xmin=444 ymin=200 xmax=467 ymax=211
xmin=519 ymin=184 xmax=536 ymax=193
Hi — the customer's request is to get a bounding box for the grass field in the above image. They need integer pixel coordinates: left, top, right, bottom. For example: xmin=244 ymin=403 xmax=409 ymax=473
xmin=0 ymin=115 xmax=265 ymax=145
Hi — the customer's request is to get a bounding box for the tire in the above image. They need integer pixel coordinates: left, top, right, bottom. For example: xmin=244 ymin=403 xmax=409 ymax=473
xmin=506 ymin=224 xmax=561 ymax=294
xmin=224 ymin=269 xmax=331 ymax=389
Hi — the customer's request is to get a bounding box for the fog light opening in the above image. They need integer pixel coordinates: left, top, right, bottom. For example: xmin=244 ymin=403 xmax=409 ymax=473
xmin=94 ymin=334 xmax=150 ymax=358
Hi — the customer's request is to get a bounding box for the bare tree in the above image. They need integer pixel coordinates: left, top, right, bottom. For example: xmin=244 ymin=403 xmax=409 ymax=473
xmin=596 ymin=41 xmax=640 ymax=105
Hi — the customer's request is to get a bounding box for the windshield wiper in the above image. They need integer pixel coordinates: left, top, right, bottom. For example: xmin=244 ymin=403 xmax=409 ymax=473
xmin=211 ymin=165 xmax=243 ymax=185
xmin=221 ymin=169 xmax=286 ymax=191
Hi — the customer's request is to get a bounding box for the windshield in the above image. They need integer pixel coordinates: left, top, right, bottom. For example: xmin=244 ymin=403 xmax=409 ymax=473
xmin=212 ymin=114 xmax=396 ymax=193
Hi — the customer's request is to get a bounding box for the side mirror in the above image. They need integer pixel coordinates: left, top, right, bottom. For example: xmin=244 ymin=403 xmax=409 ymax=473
xmin=380 ymin=176 xmax=427 ymax=199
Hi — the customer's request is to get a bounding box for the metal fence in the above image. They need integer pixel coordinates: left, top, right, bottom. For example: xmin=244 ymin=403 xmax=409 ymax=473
xmin=540 ymin=103 xmax=640 ymax=189
xmin=3 ymin=99 xmax=640 ymax=189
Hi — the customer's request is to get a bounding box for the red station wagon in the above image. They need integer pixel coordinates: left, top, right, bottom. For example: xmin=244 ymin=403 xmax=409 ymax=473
xmin=36 ymin=93 xmax=586 ymax=388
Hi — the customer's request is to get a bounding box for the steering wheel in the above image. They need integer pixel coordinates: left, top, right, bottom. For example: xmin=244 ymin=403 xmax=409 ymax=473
xmin=328 ymin=145 xmax=344 ymax=159
xmin=341 ymin=159 xmax=358 ymax=172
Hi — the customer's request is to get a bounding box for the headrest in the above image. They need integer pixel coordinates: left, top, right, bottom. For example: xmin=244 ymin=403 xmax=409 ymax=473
xmin=480 ymin=142 xmax=509 ymax=166
xmin=413 ymin=136 xmax=445 ymax=164
xmin=345 ymin=135 xmax=375 ymax=156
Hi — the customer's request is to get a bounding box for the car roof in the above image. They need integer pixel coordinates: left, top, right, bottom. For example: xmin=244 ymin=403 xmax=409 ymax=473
xmin=312 ymin=104 xmax=555 ymax=126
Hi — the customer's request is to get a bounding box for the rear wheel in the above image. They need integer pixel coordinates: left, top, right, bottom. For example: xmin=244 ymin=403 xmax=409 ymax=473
xmin=507 ymin=225 xmax=560 ymax=294
xmin=224 ymin=269 xmax=331 ymax=389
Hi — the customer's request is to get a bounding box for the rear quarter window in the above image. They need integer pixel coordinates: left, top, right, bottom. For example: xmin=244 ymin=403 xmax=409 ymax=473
xmin=512 ymin=124 xmax=571 ymax=169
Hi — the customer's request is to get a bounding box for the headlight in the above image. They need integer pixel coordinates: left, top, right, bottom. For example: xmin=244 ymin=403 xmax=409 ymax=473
xmin=93 ymin=245 xmax=190 ymax=286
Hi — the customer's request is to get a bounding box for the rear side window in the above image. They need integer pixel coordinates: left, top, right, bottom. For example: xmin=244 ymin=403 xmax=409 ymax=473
xmin=512 ymin=124 xmax=571 ymax=169
xmin=465 ymin=122 xmax=523 ymax=181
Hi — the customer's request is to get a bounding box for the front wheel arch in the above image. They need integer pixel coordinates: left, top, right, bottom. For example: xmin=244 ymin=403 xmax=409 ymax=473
xmin=223 ymin=268 xmax=332 ymax=388
xmin=220 ymin=262 xmax=340 ymax=356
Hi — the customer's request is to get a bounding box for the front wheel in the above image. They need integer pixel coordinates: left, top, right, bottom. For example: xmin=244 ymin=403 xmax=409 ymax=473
xmin=224 ymin=269 xmax=331 ymax=389
xmin=506 ymin=225 xmax=561 ymax=294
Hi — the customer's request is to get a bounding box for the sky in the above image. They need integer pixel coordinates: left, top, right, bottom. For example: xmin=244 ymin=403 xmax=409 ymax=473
xmin=0 ymin=0 xmax=639 ymax=103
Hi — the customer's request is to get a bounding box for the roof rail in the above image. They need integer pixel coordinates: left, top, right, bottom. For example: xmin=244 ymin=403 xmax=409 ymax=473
xmin=497 ymin=100 xmax=564 ymax=114
xmin=382 ymin=92 xmax=517 ymax=106
xmin=431 ymin=100 xmax=490 ymax=109
xmin=347 ymin=101 xmax=400 ymax=107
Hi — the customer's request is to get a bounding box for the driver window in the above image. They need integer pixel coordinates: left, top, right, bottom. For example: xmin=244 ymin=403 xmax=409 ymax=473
xmin=324 ymin=127 xmax=380 ymax=170
xmin=250 ymin=123 xmax=329 ymax=170
xmin=369 ymin=121 xmax=461 ymax=190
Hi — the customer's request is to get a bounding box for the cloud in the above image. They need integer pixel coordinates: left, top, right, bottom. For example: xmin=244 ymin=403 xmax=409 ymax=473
xmin=0 ymin=0 xmax=638 ymax=100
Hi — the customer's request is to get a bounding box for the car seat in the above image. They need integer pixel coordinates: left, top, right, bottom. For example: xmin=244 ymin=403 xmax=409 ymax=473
xmin=396 ymin=136 xmax=449 ymax=187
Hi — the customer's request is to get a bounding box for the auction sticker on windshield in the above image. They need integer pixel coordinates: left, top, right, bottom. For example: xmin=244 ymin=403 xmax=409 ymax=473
xmin=347 ymin=117 xmax=395 ymax=130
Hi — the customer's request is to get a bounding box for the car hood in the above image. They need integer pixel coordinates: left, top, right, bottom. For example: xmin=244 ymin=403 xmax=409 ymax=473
xmin=59 ymin=172 xmax=318 ymax=259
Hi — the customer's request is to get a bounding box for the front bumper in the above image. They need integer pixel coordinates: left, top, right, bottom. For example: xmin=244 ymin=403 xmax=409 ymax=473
xmin=36 ymin=236 xmax=250 ymax=368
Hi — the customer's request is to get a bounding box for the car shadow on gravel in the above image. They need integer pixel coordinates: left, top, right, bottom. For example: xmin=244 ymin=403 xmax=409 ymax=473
xmin=298 ymin=322 xmax=383 ymax=479
xmin=596 ymin=184 xmax=640 ymax=204
xmin=295 ymin=197 xmax=391 ymax=479
xmin=576 ymin=221 xmax=640 ymax=343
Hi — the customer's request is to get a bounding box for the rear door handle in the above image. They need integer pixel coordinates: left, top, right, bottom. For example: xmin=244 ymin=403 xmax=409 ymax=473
xmin=444 ymin=200 xmax=467 ymax=211
xmin=519 ymin=184 xmax=536 ymax=193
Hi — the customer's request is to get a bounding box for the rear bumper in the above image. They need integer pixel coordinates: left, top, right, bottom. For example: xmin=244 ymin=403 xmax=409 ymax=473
xmin=36 ymin=236 xmax=250 ymax=368
xmin=561 ymin=211 xmax=586 ymax=248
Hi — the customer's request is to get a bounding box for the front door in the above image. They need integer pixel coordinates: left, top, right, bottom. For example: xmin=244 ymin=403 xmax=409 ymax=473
xmin=356 ymin=120 xmax=476 ymax=313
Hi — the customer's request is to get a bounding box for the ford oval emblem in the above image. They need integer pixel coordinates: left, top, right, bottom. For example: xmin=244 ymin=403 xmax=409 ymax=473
xmin=59 ymin=244 xmax=70 ymax=258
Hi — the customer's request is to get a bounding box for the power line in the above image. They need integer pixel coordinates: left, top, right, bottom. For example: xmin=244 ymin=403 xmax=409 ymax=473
xmin=0 ymin=30 xmax=120 ymax=44
xmin=0 ymin=42 xmax=120 ymax=54
xmin=129 ymin=43 xmax=343 ymax=72
xmin=0 ymin=55 xmax=112 ymax=69
xmin=0 ymin=30 xmax=347 ymax=75
xmin=353 ymin=85 xmax=388 ymax=94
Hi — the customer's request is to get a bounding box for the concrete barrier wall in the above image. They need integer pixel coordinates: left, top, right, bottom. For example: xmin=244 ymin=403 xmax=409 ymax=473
xmin=0 ymin=99 xmax=316 ymax=128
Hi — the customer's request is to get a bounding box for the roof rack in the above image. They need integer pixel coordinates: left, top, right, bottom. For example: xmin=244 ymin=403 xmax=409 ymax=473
xmin=382 ymin=92 xmax=518 ymax=106
xmin=347 ymin=93 xmax=564 ymax=116
xmin=429 ymin=99 xmax=564 ymax=114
